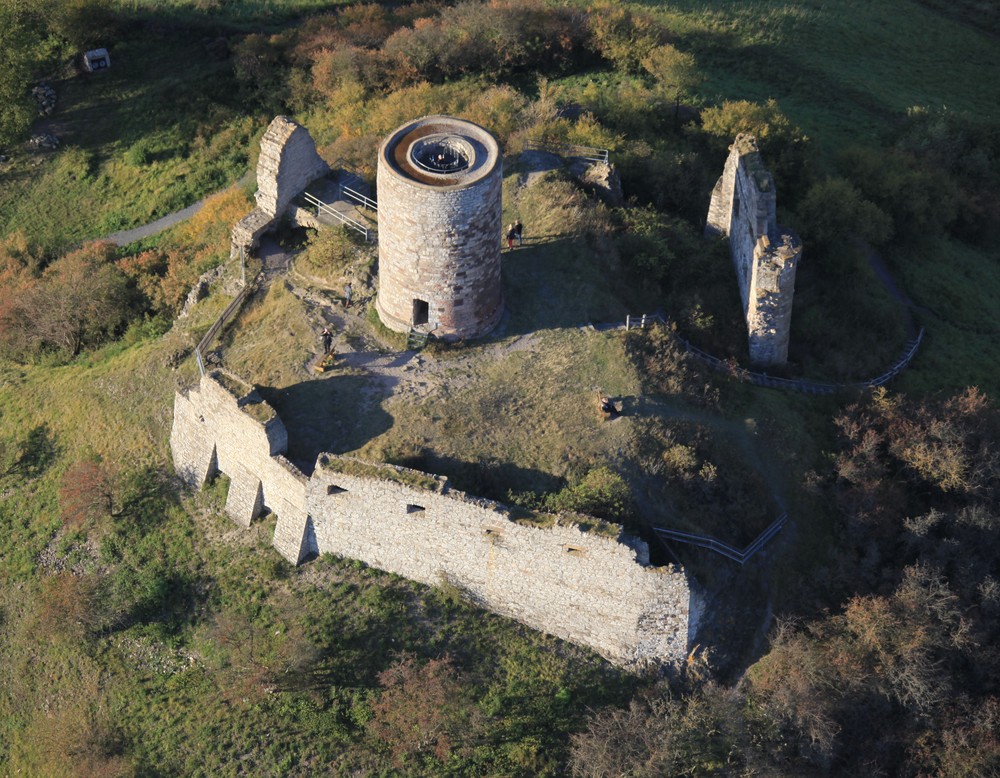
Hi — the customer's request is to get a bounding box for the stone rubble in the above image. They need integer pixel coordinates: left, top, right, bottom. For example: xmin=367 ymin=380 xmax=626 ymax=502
xmin=32 ymin=83 xmax=56 ymax=116
xmin=27 ymin=133 xmax=60 ymax=151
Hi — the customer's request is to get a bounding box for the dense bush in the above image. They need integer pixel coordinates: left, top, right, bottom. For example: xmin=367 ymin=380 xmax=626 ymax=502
xmin=700 ymin=99 xmax=813 ymax=199
xmin=838 ymin=145 xmax=960 ymax=245
xmin=0 ymin=240 xmax=131 ymax=359
xmin=544 ymin=466 xmax=634 ymax=524
xmin=796 ymin=176 xmax=893 ymax=249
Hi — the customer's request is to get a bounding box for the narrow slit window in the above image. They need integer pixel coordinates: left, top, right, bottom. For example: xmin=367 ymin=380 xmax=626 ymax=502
xmin=327 ymin=485 xmax=348 ymax=495
xmin=406 ymin=504 xmax=425 ymax=514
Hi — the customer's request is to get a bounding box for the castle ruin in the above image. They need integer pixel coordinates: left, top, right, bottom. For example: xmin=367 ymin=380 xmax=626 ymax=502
xmin=705 ymin=134 xmax=802 ymax=366
xmin=230 ymin=116 xmax=330 ymax=259
xmin=375 ymin=116 xmax=504 ymax=339
xmin=170 ymin=371 xmax=696 ymax=668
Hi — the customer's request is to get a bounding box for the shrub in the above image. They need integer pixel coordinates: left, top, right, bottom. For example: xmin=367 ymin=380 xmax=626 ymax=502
xmin=700 ymin=99 xmax=812 ymax=197
xmin=796 ymin=177 xmax=893 ymax=249
xmin=367 ymin=654 xmax=484 ymax=767
xmin=587 ymin=1 xmax=671 ymax=71
xmin=0 ymin=241 xmax=131 ymax=359
xmin=545 ymin=467 xmax=633 ymax=524
xmin=838 ymin=144 xmax=962 ymax=245
xmin=60 ymin=456 xmax=118 ymax=528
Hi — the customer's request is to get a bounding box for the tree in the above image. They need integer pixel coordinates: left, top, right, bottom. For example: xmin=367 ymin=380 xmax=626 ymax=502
xmin=367 ymin=654 xmax=483 ymax=767
xmin=797 ymin=176 xmax=893 ymax=249
xmin=641 ymin=44 xmax=704 ymax=124
xmin=0 ymin=241 xmax=131 ymax=358
xmin=59 ymin=456 xmax=118 ymax=528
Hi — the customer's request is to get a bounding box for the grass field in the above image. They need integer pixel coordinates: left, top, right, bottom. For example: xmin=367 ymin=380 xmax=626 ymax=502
xmin=638 ymin=0 xmax=1000 ymax=153
xmin=2 ymin=0 xmax=999 ymax=772
xmin=0 ymin=28 xmax=259 ymax=251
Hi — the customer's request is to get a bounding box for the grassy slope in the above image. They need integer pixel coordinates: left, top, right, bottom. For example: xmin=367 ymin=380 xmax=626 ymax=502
xmin=635 ymin=0 xmax=1000 ymax=393
xmin=643 ymin=0 xmax=1000 ymax=150
xmin=0 ymin=26 xmax=259 ymax=251
xmin=2 ymin=0 xmax=999 ymax=772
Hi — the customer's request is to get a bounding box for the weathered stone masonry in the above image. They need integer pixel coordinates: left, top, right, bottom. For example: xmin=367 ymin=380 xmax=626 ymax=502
xmin=230 ymin=116 xmax=330 ymax=259
xmin=376 ymin=116 xmax=504 ymax=340
xmin=171 ymin=373 xmax=697 ymax=667
xmin=706 ymin=134 xmax=803 ymax=367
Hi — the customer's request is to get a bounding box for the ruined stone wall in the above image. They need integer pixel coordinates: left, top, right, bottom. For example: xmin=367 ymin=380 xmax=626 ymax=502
xmin=230 ymin=116 xmax=330 ymax=259
xmin=171 ymin=373 xmax=313 ymax=561
xmin=255 ymin=116 xmax=330 ymax=219
xmin=705 ymin=134 xmax=802 ymax=366
xmin=170 ymin=374 xmax=696 ymax=667
xmin=376 ymin=116 xmax=504 ymax=340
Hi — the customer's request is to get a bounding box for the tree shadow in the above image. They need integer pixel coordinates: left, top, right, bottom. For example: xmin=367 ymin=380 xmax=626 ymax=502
xmin=3 ymin=424 xmax=58 ymax=480
xmin=258 ymin=374 xmax=396 ymax=475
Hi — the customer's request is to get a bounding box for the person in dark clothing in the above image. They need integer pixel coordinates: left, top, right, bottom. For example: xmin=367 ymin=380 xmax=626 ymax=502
xmin=513 ymin=219 xmax=523 ymax=247
xmin=321 ymin=327 xmax=333 ymax=355
xmin=506 ymin=224 xmax=516 ymax=251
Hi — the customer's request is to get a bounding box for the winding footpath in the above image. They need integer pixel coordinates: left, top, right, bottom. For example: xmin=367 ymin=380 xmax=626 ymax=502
xmin=104 ymin=170 xmax=254 ymax=246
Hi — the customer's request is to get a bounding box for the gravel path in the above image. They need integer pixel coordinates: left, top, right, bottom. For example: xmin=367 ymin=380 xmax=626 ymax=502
xmin=104 ymin=169 xmax=254 ymax=246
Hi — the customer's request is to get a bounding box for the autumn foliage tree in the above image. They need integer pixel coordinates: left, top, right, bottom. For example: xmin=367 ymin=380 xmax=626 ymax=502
xmin=59 ymin=456 xmax=118 ymax=528
xmin=367 ymin=654 xmax=484 ymax=768
xmin=0 ymin=240 xmax=131 ymax=359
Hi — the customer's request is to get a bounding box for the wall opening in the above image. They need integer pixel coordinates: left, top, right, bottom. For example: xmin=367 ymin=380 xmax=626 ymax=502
xmin=412 ymin=299 xmax=429 ymax=326
xmin=564 ymin=545 xmax=586 ymax=557
xmin=406 ymin=504 xmax=426 ymax=514
xmin=484 ymin=528 xmax=504 ymax=543
xmin=327 ymin=485 xmax=347 ymax=495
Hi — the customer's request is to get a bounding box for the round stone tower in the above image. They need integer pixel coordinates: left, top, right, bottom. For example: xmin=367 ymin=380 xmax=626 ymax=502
xmin=375 ymin=115 xmax=503 ymax=339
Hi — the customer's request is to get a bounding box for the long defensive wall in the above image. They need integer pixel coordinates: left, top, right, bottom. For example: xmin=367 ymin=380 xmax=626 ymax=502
xmin=170 ymin=371 xmax=698 ymax=668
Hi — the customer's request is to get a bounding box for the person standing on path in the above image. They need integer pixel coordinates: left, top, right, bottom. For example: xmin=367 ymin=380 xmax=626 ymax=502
xmin=506 ymin=223 xmax=516 ymax=251
xmin=514 ymin=219 xmax=523 ymax=247
xmin=344 ymin=282 xmax=353 ymax=308
xmin=321 ymin=327 xmax=333 ymax=355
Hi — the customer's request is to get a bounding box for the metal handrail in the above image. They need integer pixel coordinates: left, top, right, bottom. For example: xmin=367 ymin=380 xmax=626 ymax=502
xmin=525 ymin=139 xmax=610 ymax=164
xmin=303 ymin=191 xmax=373 ymax=242
xmin=193 ymin=281 xmax=253 ymax=377
xmin=681 ymin=327 xmax=925 ymax=394
xmin=340 ymin=185 xmax=378 ymax=213
xmin=654 ymin=513 xmax=787 ymax=565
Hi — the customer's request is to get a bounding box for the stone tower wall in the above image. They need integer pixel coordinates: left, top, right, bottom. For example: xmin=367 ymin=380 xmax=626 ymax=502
xmin=705 ymin=134 xmax=802 ymax=366
xmin=170 ymin=373 xmax=696 ymax=667
xmin=375 ymin=116 xmax=504 ymax=340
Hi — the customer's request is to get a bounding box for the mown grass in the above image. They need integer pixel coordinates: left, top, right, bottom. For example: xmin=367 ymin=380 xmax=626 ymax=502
xmin=632 ymin=0 xmax=1000 ymax=152
xmin=0 ymin=29 xmax=259 ymax=252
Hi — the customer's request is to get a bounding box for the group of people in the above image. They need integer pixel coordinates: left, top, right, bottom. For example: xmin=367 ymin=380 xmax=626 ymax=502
xmin=505 ymin=219 xmax=524 ymax=250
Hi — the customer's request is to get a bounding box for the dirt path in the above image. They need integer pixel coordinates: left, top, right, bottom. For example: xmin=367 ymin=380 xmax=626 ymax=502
xmin=516 ymin=149 xmax=561 ymax=188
